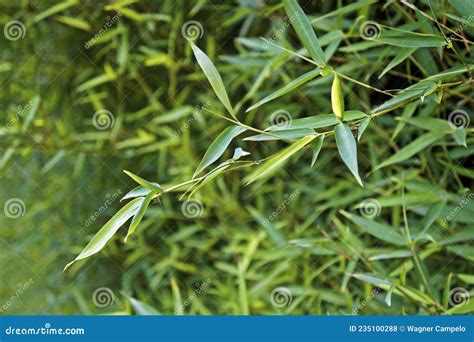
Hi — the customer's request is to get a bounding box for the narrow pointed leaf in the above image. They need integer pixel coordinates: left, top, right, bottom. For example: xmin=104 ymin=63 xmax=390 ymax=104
xmin=190 ymin=42 xmax=236 ymax=119
xmin=194 ymin=125 xmax=247 ymax=177
xmin=311 ymin=135 xmax=324 ymax=167
xmin=283 ymin=0 xmax=325 ymax=66
xmin=245 ymin=135 xmax=315 ymax=184
xmin=371 ymin=81 xmax=438 ymax=114
xmin=244 ymin=128 xmax=315 ymax=141
xmin=341 ymin=210 xmax=406 ymax=246
xmin=267 ymin=111 xmax=367 ymax=131
xmin=375 ymin=132 xmax=444 ymax=170
xmin=124 ymin=170 xmax=162 ymax=192
xmin=125 ymin=191 xmax=156 ymax=241
xmin=121 ymin=186 xmax=151 ymax=202
xmin=379 ymin=48 xmax=417 ymax=79
xmin=64 ymin=197 xmax=144 ymax=271
xmin=246 ymin=68 xmax=320 ymax=112
xmin=21 ymin=96 xmax=41 ymax=133
xmin=334 ymin=123 xmax=362 ymax=186
xmin=357 ymin=117 xmax=370 ymax=142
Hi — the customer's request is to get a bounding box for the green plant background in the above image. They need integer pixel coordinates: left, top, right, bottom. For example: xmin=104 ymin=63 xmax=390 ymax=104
xmin=0 ymin=0 xmax=472 ymax=315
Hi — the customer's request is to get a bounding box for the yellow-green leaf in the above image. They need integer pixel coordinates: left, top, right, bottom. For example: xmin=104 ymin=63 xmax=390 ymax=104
xmin=331 ymin=74 xmax=344 ymax=120
xmin=244 ymin=135 xmax=315 ymax=184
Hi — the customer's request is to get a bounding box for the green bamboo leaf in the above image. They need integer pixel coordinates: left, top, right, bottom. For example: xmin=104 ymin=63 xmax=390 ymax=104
xmin=246 ymin=68 xmax=320 ymax=112
xmin=21 ymin=96 xmax=41 ymax=133
xmin=283 ymin=0 xmax=326 ymax=66
xmin=392 ymin=102 xmax=418 ymax=140
xmin=341 ymin=210 xmax=406 ymax=246
xmin=452 ymin=128 xmax=467 ymax=147
xmin=64 ymin=197 xmax=144 ymax=271
xmin=194 ymin=125 xmax=247 ymax=177
xmin=401 ymin=117 xmax=454 ymax=133
xmin=267 ymin=111 xmax=367 ymax=131
xmin=371 ymin=81 xmax=438 ymax=114
xmin=125 ymin=191 xmax=156 ymax=242
xmin=357 ymin=117 xmax=370 ymax=142
xmin=244 ymin=135 xmax=315 ymax=184
xmin=123 ymin=170 xmax=162 ymax=192
xmin=121 ymin=186 xmax=151 ymax=202
xmin=444 ymin=295 xmax=474 ymax=315
xmin=379 ymin=48 xmax=417 ymax=79
xmin=374 ymin=27 xmax=447 ymax=48
xmin=190 ymin=42 xmax=236 ymax=119
xmin=55 ymin=16 xmax=92 ymax=32
xmin=448 ymin=0 xmax=474 ymax=18
xmin=375 ymin=132 xmax=444 ymax=170
xmin=311 ymin=135 xmax=324 ymax=167
xmin=243 ymin=128 xmax=315 ymax=141
xmin=334 ymin=123 xmax=362 ymax=186
xmin=33 ymin=0 xmax=78 ymax=23
xmin=331 ymin=74 xmax=344 ymax=120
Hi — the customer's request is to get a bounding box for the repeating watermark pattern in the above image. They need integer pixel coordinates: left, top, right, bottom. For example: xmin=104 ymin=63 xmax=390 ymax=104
xmin=268 ymin=109 xmax=292 ymax=129
xmin=84 ymin=190 xmax=122 ymax=227
xmin=262 ymin=190 xmax=299 ymax=226
xmin=359 ymin=21 xmax=382 ymax=40
xmin=448 ymin=287 xmax=470 ymax=307
xmin=4 ymin=198 xmax=26 ymax=218
xmin=358 ymin=198 xmax=381 ymax=219
xmin=181 ymin=20 xmax=204 ymax=41
xmin=92 ymin=110 xmax=115 ymax=130
xmin=270 ymin=287 xmax=292 ymax=308
xmin=174 ymin=101 xmax=209 ymax=137
xmin=262 ymin=12 xmax=300 ymax=49
xmin=175 ymin=278 xmax=212 ymax=314
xmin=5 ymin=323 xmax=85 ymax=336
xmin=181 ymin=199 xmax=204 ymax=219
xmin=84 ymin=12 xmax=122 ymax=49
xmin=440 ymin=192 xmax=473 ymax=228
xmin=0 ymin=278 xmax=34 ymax=313
xmin=447 ymin=109 xmax=470 ymax=129
xmin=447 ymin=15 xmax=474 ymax=46
xmin=352 ymin=279 xmax=390 ymax=314
xmin=4 ymin=20 xmax=26 ymax=41
xmin=3 ymin=100 xmax=34 ymax=131
xmin=92 ymin=287 xmax=115 ymax=308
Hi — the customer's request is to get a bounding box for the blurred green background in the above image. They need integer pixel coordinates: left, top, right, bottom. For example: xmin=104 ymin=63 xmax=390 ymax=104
xmin=0 ymin=0 xmax=472 ymax=315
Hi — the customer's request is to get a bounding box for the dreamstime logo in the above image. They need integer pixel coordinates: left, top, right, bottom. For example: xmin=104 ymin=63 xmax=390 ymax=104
xmin=359 ymin=21 xmax=381 ymax=40
xmin=175 ymin=278 xmax=212 ymax=314
xmin=174 ymin=101 xmax=210 ymax=137
xmin=92 ymin=110 xmax=115 ymax=130
xmin=181 ymin=20 xmax=204 ymax=41
xmin=448 ymin=287 xmax=470 ymax=307
xmin=181 ymin=199 xmax=203 ymax=219
xmin=3 ymin=100 xmax=34 ymax=131
xmin=84 ymin=190 xmax=122 ymax=227
xmin=92 ymin=287 xmax=114 ymax=308
xmin=269 ymin=110 xmax=292 ymax=129
xmin=85 ymin=12 xmax=122 ymax=49
xmin=4 ymin=198 xmax=26 ymax=218
xmin=447 ymin=109 xmax=470 ymax=129
xmin=446 ymin=15 xmax=474 ymax=47
xmin=358 ymin=198 xmax=381 ymax=218
xmin=262 ymin=12 xmax=300 ymax=49
xmin=352 ymin=279 xmax=390 ymax=314
xmin=0 ymin=278 xmax=34 ymax=313
xmin=263 ymin=190 xmax=299 ymax=226
xmin=440 ymin=192 xmax=473 ymax=228
xmin=4 ymin=20 xmax=26 ymax=41
xmin=270 ymin=287 xmax=292 ymax=308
